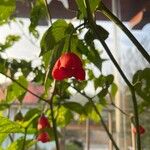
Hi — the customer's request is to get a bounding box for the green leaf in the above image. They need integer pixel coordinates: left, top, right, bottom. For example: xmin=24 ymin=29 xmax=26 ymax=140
xmin=94 ymin=75 xmax=106 ymax=89
xmin=75 ymin=0 xmax=87 ymax=19
xmin=29 ymin=0 xmax=47 ymax=38
xmin=85 ymin=26 xmax=109 ymax=44
xmin=90 ymin=0 xmax=99 ymax=13
xmin=88 ymin=70 xmax=95 ymax=80
xmin=84 ymin=102 xmax=103 ymax=122
xmin=7 ymin=137 xmax=35 ymax=150
xmin=0 ymin=116 xmax=24 ymax=133
xmin=133 ymin=68 xmax=150 ymax=101
xmin=22 ymin=113 xmax=39 ymax=128
xmin=98 ymin=88 xmax=108 ymax=99
xmin=62 ymin=102 xmax=84 ymax=114
xmin=24 ymin=108 xmax=40 ymax=122
xmin=138 ymin=100 xmax=150 ymax=113
xmin=111 ymin=83 xmax=118 ymax=97
xmin=40 ymin=19 xmax=74 ymax=54
xmin=73 ymin=80 xmax=87 ymax=91
xmin=56 ymin=106 xmax=73 ymax=127
xmin=0 ymin=35 xmax=20 ymax=51
xmin=14 ymin=111 xmax=24 ymax=122
xmin=94 ymin=75 xmax=114 ymax=90
xmin=0 ymin=103 xmax=10 ymax=111
xmin=10 ymin=59 xmax=32 ymax=77
xmin=0 ymin=57 xmax=7 ymax=73
xmin=84 ymin=30 xmax=95 ymax=46
xmin=63 ymin=34 xmax=79 ymax=52
xmin=43 ymin=40 xmax=65 ymax=78
xmin=77 ymin=40 xmax=104 ymax=70
xmin=0 ymin=0 xmax=16 ymax=24
xmin=75 ymin=0 xmax=99 ymax=19
xmin=6 ymin=76 xmax=28 ymax=103
xmin=95 ymin=25 xmax=109 ymax=40
xmin=106 ymin=74 xmax=114 ymax=86
xmin=22 ymin=108 xmax=41 ymax=129
xmin=0 ymin=133 xmax=8 ymax=145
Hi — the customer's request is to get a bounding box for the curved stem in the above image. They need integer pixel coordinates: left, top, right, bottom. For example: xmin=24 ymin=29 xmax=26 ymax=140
xmin=85 ymin=0 xmax=141 ymax=149
xmin=71 ymin=85 xmax=119 ymax=150
xmin=0 ymin=72 xmax=48 ymax=103
xmin=98 ymin=2 xmax=150 ymax=64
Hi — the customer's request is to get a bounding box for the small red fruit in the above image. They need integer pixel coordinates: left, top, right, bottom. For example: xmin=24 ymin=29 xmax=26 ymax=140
xmin=132 ymin=125 xmax=145 ymax=135
xmin=37 ymin=114 xmax=50 ymax=130
xmin=37 ymin=132 xmax=50 ymax=143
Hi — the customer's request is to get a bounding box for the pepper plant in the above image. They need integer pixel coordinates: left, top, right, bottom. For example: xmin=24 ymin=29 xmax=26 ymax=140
xmin=0 ymin=0 xmax=149 ymax=150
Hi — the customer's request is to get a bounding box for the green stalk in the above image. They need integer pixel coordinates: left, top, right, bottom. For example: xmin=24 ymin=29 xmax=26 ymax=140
xmin=98 ymin=2 xmax=150 ymax=64
xmin=84 ymin=0 xmax=141 ymax=149
xmin=44 ymin=0 xmax=53 ymax=25
xmin=50 ymin=101 xmax=60 ymax=150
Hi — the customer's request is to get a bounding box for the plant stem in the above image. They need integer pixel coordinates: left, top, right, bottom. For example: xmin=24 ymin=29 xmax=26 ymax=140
xmin=49 ymin=81 xmax=60 ymax=150
xmin=0 ymin=72 xmax=48 ymax=103
xmin=98 ymin=2 xmax=150 ymax=64
xmin=89 ymin=99 xmax=119 ymax=150
xmin=111 ymin=102 xmax=130 ymax=117
xmin=71 ymin=86 xmax=119 ymax=150
xmin=50 ymin=101 xmax=59 ymax=150
xmin=131 ymin=89 xmax=141 ymax=149
xmin=22 ymin=128 xmax=27 ymax=150
xmin=108 ymin=92 xmax=130 ymax=117
xmin=85 ymin=0 xmax=141 ymax=149
xmin=44 ymin=0 xmax=53 ymax=25
xmin=95 ymin=35 xmax=141 ymax=150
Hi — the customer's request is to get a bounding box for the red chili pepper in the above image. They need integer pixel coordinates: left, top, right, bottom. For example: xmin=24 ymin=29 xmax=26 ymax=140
xmin=52 ymin=52 xmax=85 ymax=80
xmin=132 ymin=125 xmax=145 ymax=135
xmin=37 ymin=114 xmax=50 ymax=130
xmin=37 ymin=132 xmax=50 ymax=143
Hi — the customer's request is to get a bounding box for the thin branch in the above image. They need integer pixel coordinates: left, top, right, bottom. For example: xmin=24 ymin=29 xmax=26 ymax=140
xmin=15 ymin=21 xmax=39 ymax=49
xmin=108 ymin=92 xmax=130 ymax=117
xmin=0 ymin=72 xmax=48 ymax=103
xmin=71 ymin=85 xmax=119 ymax=150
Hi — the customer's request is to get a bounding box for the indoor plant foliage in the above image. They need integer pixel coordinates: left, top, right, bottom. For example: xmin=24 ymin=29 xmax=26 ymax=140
xmin=0 ymin=0 xmax=149 ymax=150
